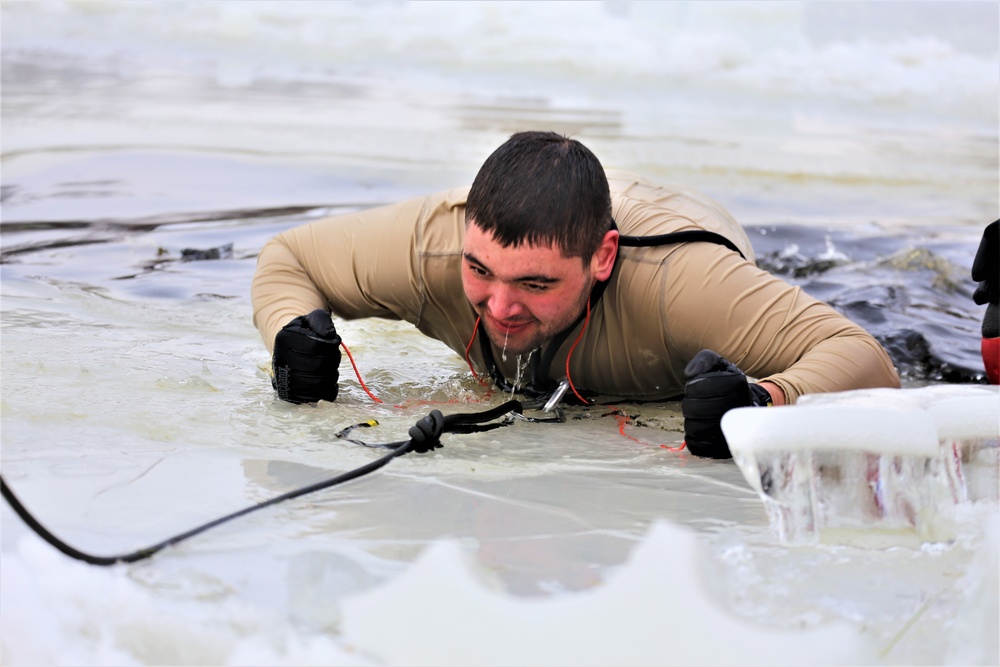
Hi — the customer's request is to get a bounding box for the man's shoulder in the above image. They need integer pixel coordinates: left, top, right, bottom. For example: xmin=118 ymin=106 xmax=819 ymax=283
xmin=607 ymin=170 xmax=726 ymax=222
xmin=413 ymin=186 xmax=470 ymax=255
xmin=430 ymin=186 xmax=471 ymax=211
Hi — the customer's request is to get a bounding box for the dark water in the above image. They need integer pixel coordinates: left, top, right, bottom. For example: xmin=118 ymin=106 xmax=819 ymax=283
xmin=747 ymin=223 xmax=990 ymax=384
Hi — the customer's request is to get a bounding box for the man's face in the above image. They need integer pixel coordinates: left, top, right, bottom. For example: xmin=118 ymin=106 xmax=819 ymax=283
xmin=462 ymin=223 xmax=606 ymax=356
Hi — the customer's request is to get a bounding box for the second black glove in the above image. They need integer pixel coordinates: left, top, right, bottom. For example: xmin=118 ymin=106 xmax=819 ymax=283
xmin=681 ymin=349 xmax=771 ymax=459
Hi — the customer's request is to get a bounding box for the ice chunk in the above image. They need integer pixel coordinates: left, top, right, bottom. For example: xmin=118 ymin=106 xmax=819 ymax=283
xmin=721 ymin=406 xmax=954 ymax=545
xmin=719 ymin=406 xmax=938 ymax=456
xmin=340 ymin=521 xmax=868 ymax=666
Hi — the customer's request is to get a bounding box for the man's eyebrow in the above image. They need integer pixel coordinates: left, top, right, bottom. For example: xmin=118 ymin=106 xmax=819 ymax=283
xmin=462 ymin=252 xmax=560 ymax=283
xmin=463 ymin=251 xmax=487 ymax=268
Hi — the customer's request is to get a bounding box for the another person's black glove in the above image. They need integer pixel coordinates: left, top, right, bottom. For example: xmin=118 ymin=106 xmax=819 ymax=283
xmin=972 ymin=220 xmax=999 ymax=384
xmin=681 ymin=349 xmax=772 ymax=459
xmin=272 ymin=309 xmax=342 ymax=404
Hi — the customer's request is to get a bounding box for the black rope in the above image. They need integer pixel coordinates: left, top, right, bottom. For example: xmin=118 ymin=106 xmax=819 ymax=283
xmin=0 ymin=400 xmax=523 ymax=567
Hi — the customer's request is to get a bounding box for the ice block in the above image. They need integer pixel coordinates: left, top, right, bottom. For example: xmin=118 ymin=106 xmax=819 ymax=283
xmin=721 ymin=404 xmax=954 ymax=546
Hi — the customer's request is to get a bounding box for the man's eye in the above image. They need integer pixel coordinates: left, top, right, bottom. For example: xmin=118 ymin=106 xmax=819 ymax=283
xmin=468 ymin=264 xmax=488 ymax=276
xmin=524 ymin=283 xmax=549 ymax=292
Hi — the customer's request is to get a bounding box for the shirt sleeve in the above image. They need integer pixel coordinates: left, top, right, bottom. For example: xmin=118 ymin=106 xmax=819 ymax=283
xmin=251 ymin=196 xmax=429 ymax=353
xmin=660 ymin=243 xmax=900 ymax=403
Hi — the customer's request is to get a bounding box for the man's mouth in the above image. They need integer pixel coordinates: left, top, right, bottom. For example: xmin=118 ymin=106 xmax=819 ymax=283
xmin=485 ymin=313 xmax=533 ymax=335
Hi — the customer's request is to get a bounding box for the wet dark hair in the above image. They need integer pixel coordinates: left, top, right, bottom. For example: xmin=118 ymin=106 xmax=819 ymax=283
xmin=466 ymin=131 xmax=613 ymax=259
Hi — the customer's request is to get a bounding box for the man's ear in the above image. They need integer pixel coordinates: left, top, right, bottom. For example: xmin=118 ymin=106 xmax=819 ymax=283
xmin=591 ymin=229 xmax=619 ymax=281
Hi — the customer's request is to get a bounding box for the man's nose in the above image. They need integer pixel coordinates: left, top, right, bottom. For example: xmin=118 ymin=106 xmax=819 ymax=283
xmin=487 ymin=284 xmax=525 ymax=320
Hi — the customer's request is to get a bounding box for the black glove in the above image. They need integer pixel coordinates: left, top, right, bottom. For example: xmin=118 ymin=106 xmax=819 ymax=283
xmin=973 ymin=220 xmax=999 ymax=383
xmin=272 ymin=309 xmax=342 ymax=404
xmin=972 ymin=220 xmax=999 ymax=311
xmin=681 ymin=350 xmax=771 ymax=459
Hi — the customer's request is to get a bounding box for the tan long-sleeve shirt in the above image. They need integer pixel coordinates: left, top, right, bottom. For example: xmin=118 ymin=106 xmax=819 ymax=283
xmin=252 ymin=171 xmax=900 ymax=402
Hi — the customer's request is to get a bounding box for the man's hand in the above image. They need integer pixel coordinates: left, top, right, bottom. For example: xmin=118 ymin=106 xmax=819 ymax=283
xmin=681 ymin=350 xmax=772 ymax=459
xmin=272 ymin=309 xmax=342 ymax=404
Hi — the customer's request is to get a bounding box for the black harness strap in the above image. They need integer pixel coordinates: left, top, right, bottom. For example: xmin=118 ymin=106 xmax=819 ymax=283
xmin=619 ymin=229 xmax=747 ymax=260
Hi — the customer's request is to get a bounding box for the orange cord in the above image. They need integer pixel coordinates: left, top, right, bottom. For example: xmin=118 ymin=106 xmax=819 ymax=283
xmin=610 ymin=408 xmax=686 ymax=452
xmin=341 ymin=324 xmax=489 ymax=407
xmin=464 ymin=315 xmax=487 ymax=384
xmin=340 ymin=342 xmax=383 ymax=404
xmin=564 ymin=299 xmax=591 ymax=404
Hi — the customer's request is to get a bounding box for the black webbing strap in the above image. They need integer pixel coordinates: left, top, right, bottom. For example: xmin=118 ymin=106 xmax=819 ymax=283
xmin=619 ymin=229 xmax=746 ymax=260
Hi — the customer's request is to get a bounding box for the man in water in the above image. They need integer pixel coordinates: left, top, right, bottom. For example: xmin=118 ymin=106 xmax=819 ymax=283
xmin=252 ymin=131 xmax=900 ymax=458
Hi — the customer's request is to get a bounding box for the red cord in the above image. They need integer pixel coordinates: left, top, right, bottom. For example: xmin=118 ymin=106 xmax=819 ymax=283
xmin=337 ymin=318 xmax=491 ymax=408
xmin=340 ymin=342 xmax=383 ymax=404
xmin=340 ymin=320 xmax=490 ymax=406
xmin=465 ymin=315 xmax=486 ymax=384
xmin=610 ymin=408 xmax=686 ymax=452
xmin=564 ymin=299 xmax=591 ymax=404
